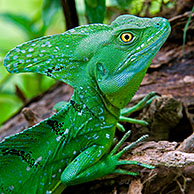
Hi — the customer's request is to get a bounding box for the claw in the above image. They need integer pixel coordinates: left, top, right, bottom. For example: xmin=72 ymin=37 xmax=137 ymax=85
xmin=116 ymin=123 xmax=126 ymax=132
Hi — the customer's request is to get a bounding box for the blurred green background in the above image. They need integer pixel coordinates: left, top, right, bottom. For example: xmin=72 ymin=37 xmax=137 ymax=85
xmin=0 ymin=0 xmax=175 ymax=126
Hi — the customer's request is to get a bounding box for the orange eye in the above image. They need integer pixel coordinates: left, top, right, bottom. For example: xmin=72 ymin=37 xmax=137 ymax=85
xmin=120 ymin=32 xmax=133 ymax=43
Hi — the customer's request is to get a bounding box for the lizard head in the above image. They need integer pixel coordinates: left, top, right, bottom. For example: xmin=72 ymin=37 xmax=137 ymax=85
xmin=89 ymin=15 xmax=171 ymax=109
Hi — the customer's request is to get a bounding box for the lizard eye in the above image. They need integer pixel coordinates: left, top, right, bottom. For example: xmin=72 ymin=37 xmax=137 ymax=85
xmin=120 ymin=32 xmax=133 ymax=43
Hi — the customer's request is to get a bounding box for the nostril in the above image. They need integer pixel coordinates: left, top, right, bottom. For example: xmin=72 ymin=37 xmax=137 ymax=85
xmin=156 ymin=22 xmax=160 ymax=28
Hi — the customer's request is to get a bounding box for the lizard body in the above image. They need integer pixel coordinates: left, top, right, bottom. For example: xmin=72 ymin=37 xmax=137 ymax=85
xmin=0 ymin=15 xmax=171 ymax=193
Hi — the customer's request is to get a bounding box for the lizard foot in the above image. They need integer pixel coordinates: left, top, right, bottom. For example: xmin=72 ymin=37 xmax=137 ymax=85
xmin=108 ymin=130 xmax=154 ymax=176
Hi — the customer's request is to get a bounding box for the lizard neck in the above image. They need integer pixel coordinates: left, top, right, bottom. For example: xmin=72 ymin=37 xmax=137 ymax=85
xmin=72 ymin=83 xmax=120 ymax=124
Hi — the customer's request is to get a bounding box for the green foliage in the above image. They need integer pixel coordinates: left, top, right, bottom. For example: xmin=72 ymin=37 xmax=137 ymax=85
xmin=0 ymin=0 xmax=58 ymax=125
xmin=0 ymin=13 xmax=45 ymax=39
xmin=0 ymin=93 xmax=22 ymax=124
xmin=183 ymin=5 xmax=194 ymax=55
xmin=108 ymin=0 xmax=173 ymax=16
xmin=115 ymin=0 xmax=133 ymax=9
xmin=42 ymin=0 xmax=61 ymax=26
xmin=85 ymin=0 xmax=106 ymax=23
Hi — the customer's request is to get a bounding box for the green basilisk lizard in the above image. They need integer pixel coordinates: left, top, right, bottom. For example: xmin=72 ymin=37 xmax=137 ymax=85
xmin=0 ymin=14 xmax=171 ymax=194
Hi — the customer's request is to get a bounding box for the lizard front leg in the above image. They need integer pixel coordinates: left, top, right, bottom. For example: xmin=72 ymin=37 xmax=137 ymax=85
xmin=117 ymin=92 xmax=159 ymax=132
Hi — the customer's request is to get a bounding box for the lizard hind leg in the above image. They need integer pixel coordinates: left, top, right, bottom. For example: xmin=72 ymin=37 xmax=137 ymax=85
xmin=59 ymin=131 xmax=154 ymax=186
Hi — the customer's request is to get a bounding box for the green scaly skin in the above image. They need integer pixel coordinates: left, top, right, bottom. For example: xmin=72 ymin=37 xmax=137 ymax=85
xmin=0 ymin=15 xmax=171 ymax=194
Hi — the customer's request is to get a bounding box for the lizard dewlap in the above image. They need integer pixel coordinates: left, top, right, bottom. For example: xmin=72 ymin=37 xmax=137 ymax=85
xmin=1 ymin=14 xmax=170 ymax=193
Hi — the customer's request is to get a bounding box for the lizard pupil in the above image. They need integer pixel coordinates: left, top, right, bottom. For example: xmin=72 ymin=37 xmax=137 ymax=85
xmin=125 ymin=35 xmax=130 ymax=40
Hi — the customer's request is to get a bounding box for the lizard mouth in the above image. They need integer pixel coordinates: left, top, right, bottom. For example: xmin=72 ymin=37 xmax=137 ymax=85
xmin=116 ymin=27 xmax=170 ymax=74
